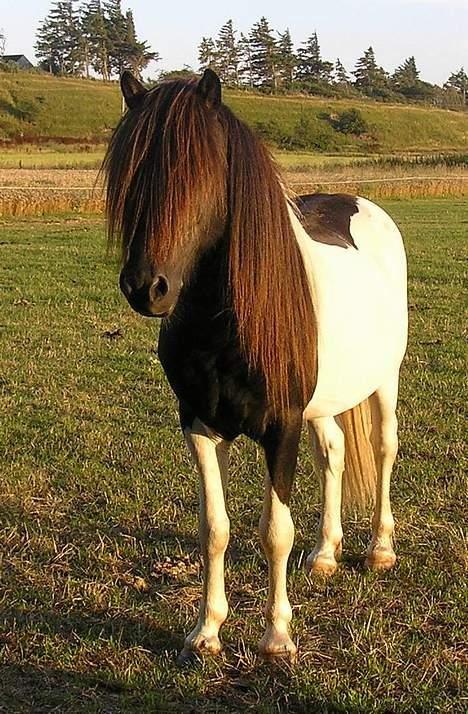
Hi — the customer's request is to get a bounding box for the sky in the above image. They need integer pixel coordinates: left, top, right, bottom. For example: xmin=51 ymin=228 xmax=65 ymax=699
xmin=1 ymin=0 xmax=467 ymax=86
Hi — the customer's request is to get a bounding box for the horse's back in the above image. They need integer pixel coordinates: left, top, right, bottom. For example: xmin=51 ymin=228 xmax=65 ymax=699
xmin=291 ymin=194 xmax=408 ymax=418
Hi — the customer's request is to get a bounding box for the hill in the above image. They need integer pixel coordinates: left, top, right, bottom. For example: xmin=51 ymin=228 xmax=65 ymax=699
xmin=1 ymin=71 xmax=467 ymax=153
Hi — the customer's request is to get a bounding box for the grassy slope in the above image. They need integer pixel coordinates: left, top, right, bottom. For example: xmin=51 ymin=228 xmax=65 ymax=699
xmin=1 ymin=71 xmax=468 ymax=152
xmin=0 ymin=200 xmax=466 ymax=712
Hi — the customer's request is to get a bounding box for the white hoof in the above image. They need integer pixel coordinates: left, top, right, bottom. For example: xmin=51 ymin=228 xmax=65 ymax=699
xmin=259 ymin=628 xmax=297 ymax=661
xmin=365 ymin=546 xmax=397 ymax=572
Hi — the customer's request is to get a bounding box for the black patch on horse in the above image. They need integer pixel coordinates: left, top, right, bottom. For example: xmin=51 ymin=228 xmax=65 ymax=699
xmin=158 ymin=240 xmax=277 ymax=444
xmin=296 ymin=193 xmax=359 ymax=249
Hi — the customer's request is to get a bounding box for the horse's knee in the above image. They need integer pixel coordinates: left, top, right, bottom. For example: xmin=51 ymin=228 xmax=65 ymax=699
xmin=203 ymin=518 xmax=230 ymax=555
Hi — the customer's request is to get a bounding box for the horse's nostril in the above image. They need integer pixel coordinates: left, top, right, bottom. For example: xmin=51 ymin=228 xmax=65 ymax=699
xmin=119 ymin=272 xmax=133 ymax=298
xmin=151 ymin=274 xmax=169 ymax=299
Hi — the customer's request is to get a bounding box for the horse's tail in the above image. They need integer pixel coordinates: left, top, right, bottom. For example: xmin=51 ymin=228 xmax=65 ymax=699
xmin=338 ymin=398 xmax=377 ymax=510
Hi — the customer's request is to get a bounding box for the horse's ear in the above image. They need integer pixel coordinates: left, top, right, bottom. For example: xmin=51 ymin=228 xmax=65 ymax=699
xmin=120 ymin=71 xmax=147 ymax=110
xmin=197 ymin=68 xmax=222 ymax=109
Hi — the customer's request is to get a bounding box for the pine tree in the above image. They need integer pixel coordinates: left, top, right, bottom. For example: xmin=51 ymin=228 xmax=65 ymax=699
xmin=334 ymin=58 xmax=350 ymax=85
xmin=296 ymin=32 xmax=333 ymax=85
xmin=393 ymin=56 xmax=419 ymax=90
xmin=35 ymin=1 xmax=83 ymax=75
xmin=121 ymin=10 xmax=158 ymax=77
xmin=277 ymin=29 xmax=296 ymax=89
xmin=249 ymin=17 xmax=279 ymax=91
xmin=81 ymin=0 xmax=110 ymax=80
xmin=198 ymin=36 xmax=217 ymax=72
xmin=104 ymin=0 xmax=128 ymax=75
xmin=35 ymin=18 xmax=56 ymax=73
xmin=216 ymin=20 xmax=240 ymax=87
xmin=354 ymin=46 xmax=388 ymax=95
xmin=238 ymin=33 xmax=253 ymax=88
xmin=444 ymin=67 xmax=468 ymax=104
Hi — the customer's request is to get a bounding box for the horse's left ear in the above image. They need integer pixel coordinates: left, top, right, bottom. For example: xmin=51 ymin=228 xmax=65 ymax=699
xmin=197 ymin=68 xmax=222 ymax=109
xmin=121 ymin=71 xmax=147 ymax=110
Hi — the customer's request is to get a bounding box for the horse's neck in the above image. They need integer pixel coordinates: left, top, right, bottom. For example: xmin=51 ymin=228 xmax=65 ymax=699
xmin=178 ymin=238 xmax=230 ymax=318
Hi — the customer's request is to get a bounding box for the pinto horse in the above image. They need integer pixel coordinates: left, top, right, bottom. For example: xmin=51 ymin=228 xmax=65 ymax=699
xmin=103 ymin=69 xmax=408 ymax=661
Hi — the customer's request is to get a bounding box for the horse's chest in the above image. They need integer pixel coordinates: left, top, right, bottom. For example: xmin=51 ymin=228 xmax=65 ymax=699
xmin=158 ymin=320 xmax=270 ymax=441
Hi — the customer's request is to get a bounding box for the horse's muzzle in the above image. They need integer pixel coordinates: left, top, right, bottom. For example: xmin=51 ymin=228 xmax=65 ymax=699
xmin=119 ymin=269 xmax=177 ymax=318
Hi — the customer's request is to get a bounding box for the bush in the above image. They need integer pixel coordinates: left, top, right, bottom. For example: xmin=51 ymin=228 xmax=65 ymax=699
xmin=288 ymin=115 xmax=336 ymax=151
xmin=332 ymin=108 xmax=369 ymax=135
xmin=253 ymin=119 xmax=286 ymax=146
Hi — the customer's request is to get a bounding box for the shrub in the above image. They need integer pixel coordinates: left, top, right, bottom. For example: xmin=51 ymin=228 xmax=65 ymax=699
xmin=288 ymin=115 xmax=336 ymax=151
xmin=332 ymin=108 xmax=369 ymax=135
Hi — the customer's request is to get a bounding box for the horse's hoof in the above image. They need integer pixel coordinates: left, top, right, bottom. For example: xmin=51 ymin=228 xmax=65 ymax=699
xmin=365 ymin=548 xmax=396 ymax=572
xmin=177 ymin=647 xmax=200 ymax=667
xmin=305 ymin=553 xmax=338 ymax=576
xmin=182 ymin=631 xmax=223 ymax=659
xmin=259 ymin=631 xmax=297 ymax=662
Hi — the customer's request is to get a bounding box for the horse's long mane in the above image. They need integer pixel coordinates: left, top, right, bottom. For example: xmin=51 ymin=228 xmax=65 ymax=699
xmin=103 ymin=79 xmax=317 ymax=418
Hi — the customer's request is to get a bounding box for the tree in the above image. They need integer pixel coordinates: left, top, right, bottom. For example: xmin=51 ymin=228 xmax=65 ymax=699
xmin=392 ymin=56 xmax=419 ymax=94
xmin=0 ymin=29 xmax=5 ymax=57
xmin=35 ymin=1 xmax=158 ymax=79
xmin=103 ymin=0 xmax=127 ymax=75
xmin=249 ymin=17 xmax=280 ymax=91
xmin=35 ymin=1 xmax=83 ymax=75
xmin=81 ymin=0 xmax=110 ymax=80
xmin=334 ymin=58 xmax=350 ymax=85
xmin=198 ymin=36 xmax=217 ymax=72
xmin=296 ymin=32 xmax=333 ymax=86
xmin=277 ymin=29 xmax=296 ymax=89
xmin=444 ymin=67 xmax=468 ymax=104
xmin=393 ymin=56 xmax=419 ymax=88
xmin=238 ymin=32 xmax=253 ymax=88
xmin=216 ymin=19 xmax=240 ymax=87
xmin=354 ymin=46 xmax=388 ymax=96
xmin=121 ymin=9 xmax=159 ymax=77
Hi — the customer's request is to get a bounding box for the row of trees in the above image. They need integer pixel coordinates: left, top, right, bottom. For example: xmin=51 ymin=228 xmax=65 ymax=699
xmin=198 ymin=18 xmax=468 ymax=105
xmin=34 ymin=1 xmax=157 ymax=78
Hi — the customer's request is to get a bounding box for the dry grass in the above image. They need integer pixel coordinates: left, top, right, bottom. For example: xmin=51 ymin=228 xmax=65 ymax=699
xmin=0 ymin=163 xmax=467 ymax=217
xmin=0 ymin=169 xmax=103 ymax=216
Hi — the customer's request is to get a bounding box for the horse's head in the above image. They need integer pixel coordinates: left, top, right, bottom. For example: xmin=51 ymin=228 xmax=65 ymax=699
xmin=104 ymin=69 xmax=227 ymax=318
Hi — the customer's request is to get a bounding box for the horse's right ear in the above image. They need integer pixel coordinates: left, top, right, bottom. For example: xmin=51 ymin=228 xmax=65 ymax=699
xmin=121 ymin=71 xmax=147 ymax=110
xmin=197 ymin=69 xmax=222 ymax=109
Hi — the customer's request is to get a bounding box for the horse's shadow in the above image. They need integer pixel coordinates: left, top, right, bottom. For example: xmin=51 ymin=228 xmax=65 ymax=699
xmin=2 ymin=605 xmax=182 ymax=654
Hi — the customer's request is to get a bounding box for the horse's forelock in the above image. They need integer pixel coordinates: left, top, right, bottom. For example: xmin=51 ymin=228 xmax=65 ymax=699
xmin=103 ymin=78 xmax=227 ymax=265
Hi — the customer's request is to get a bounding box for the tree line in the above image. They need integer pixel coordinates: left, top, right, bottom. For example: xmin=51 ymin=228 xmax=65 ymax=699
xmin=197 ymin=18 xmax=468 ymax=106
xmin=34 ymin=0 xmax=158 ymax=79
xmin=1 ymin=9 xmax=466 ymax=107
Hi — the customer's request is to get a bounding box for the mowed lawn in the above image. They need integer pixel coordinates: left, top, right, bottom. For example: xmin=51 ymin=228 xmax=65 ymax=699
xmin=0 ymin=199 xmax=466 ymax=713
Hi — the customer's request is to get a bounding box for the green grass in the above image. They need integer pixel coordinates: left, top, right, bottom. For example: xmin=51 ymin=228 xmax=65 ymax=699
xmin=1 ymin=71 xmax=468 ymax=153
xmin=0 ymin=200 xmax=466 ymax=712
xmin=0 ymin=144 xmax=106 ymax=169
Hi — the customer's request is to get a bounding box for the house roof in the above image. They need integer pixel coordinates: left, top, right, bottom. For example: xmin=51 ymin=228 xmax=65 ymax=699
xmin=3 ymin=54 xmax=33 ymax=63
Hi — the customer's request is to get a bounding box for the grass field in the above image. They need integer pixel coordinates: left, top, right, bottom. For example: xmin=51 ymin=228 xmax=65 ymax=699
xmin=2 ymin=72 xmax=468 ymax=154
xmin=0 ymin=199 xmax=466 ymax=712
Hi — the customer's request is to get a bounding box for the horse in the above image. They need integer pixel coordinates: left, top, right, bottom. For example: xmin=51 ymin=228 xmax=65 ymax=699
xmin=103 ymin=69 xmax=408 ymax=662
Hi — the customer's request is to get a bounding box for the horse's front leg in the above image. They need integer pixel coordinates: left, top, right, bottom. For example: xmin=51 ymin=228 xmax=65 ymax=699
xmin=180 ymin=416 xmax=231 ymax=659
xmin=258 ymin=412 xmax=302 ymax=660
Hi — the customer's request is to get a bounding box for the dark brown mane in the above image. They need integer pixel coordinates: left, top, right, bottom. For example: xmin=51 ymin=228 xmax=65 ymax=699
xmin=103 ymin=78 xmax=317 ymax=417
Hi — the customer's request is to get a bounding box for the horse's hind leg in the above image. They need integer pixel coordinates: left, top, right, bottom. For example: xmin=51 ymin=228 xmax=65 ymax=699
xmin=180 ymin=416 xmax=231 ymax=659
xmin=306 ymin=416 xmax=345 ymax=576
xmin=366 ymin=374 xmax=399 ymax=571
